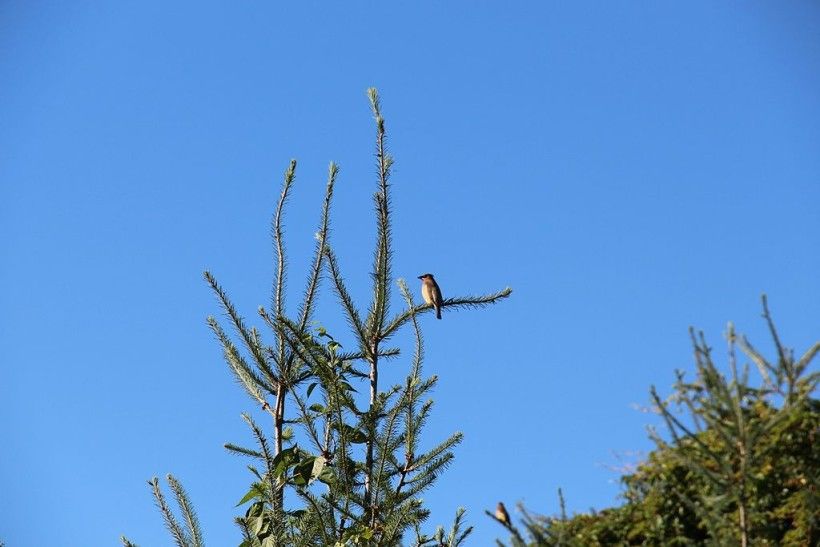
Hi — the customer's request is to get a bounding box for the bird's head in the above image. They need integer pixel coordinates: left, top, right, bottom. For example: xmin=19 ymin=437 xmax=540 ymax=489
xmin=418 ymin=273 xmax=434 ymax=280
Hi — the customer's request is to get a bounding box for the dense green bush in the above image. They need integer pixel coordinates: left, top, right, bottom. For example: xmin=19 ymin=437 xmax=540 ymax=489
xmin=495 ymin=300 xmax=818 ymax=546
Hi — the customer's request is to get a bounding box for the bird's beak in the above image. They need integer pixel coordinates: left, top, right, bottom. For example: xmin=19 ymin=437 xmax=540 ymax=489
xmin=417 ymin=275 xmax=424 ymax=279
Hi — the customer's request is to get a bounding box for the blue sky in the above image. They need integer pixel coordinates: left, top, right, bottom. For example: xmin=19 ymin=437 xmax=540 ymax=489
xmin=2 ymin=2 xmax=819 ymax=545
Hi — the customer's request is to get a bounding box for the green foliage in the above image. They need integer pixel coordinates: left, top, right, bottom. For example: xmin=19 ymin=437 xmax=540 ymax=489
xmin=128 ymin=475 xmax=203 ymax=547
xmin=413 ymin=507 xmax=475 ymax=547
xmin=126 ymin=89 xmax=510 ymax=545
xmin=493 ymin=297 xmax=818 ymax=546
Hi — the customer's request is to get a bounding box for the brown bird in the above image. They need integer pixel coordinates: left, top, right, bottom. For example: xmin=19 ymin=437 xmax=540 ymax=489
xmin=495 ymin=502 xmax=510 ymax=525
xmin=418 ymin=273 xmax=443 ymax=319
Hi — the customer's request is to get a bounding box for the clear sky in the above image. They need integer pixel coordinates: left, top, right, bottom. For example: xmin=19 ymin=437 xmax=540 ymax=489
xmin=2 ymin=2 xmax=819 ymax=545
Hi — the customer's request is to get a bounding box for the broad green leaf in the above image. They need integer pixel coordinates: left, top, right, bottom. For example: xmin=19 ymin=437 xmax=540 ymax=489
xmin=292 ymin=456 xmax=315 ymax=486
xmin=251 ymin=513 xmax=265 ymax=535
xmin=311 ymin=455 xmax=326 ymax=481
xmin=271 ymin=446 xmax=297 ymax=478
xmin=339 ymin=424 xmax=367 ymax=444
xmin=245 ymin=501 xmax=264 ymax=518
xmin=318 ymin=465 xmax=336 ymax=485
xmin=236 ymin=484 xmax=263 ymax=506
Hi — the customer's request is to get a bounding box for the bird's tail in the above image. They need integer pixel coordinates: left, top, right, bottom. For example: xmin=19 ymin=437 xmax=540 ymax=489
xmin=436 ymin=307 xmax=441 ymax=320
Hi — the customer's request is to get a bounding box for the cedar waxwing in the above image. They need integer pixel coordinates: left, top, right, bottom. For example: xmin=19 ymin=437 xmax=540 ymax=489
xmin=418 ymin=273 xmax=443 ymax=319
xmin=495 ymin=502 xmax=510 ymax=525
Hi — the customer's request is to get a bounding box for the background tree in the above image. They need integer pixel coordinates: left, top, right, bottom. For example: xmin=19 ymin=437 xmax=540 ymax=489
xmin=491 ymin=297 xmax=818 ymax=546
xmin=123 ymin=88 xmax=511 ymax=546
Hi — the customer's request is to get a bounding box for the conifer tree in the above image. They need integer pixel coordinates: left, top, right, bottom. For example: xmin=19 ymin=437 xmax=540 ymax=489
xmin=648 ymin=296 xmax=818 ymax=545
xmin=489 ymin=296 xmax=818 ymax=546
xmin=125 ymin=89 xmax=511 ymax=546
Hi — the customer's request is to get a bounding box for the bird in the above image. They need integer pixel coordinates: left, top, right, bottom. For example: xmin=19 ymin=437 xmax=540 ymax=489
xmin=495 ymin=502 xmax=510 ymax=526
xmin=418 ymin=273 xmax=443 ymax=319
